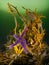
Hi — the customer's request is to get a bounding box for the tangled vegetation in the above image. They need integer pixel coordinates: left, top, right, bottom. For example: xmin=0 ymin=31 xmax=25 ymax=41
xmin=0 ymin=3 xmax=49 ymax=65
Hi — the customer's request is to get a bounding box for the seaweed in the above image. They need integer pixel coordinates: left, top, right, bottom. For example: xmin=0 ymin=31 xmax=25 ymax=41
xmin=0 ymin=3 xmax=49 ymax=65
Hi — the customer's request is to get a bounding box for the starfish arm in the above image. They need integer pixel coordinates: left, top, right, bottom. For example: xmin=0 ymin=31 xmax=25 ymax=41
xmin=9 ymin=40 xmax=19 ymax=49
xmin=20 ymin=26 xmax=28 ymax=38
xmin=13 ymin=34 xmax=19 ymax=40
xmin=21 ymin=39 xmax=27 ymax=53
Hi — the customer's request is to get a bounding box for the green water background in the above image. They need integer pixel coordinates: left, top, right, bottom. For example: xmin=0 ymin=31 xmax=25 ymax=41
xmin=0 ymin=0 xmax=49 ymax=50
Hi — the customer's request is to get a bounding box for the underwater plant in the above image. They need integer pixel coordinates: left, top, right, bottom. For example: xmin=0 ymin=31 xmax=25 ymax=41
xmin=0 ymin=2 xmax=49 ymax=65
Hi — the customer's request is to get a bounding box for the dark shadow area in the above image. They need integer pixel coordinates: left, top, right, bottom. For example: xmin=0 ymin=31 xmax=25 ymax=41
xmin=42 ymin=9 xmax=49 ymax=45
xmin=0 ymin=10 xmax=15 ymax=50
xmin=0 ymin=10 xmax=24 ymax=51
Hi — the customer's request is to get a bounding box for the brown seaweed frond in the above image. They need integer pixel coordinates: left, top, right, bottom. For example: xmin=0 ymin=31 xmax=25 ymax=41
xmin=0 ymin=3 xmax=48 ymax=65
xmin=8 ymin=2 xmax=18 ymax=34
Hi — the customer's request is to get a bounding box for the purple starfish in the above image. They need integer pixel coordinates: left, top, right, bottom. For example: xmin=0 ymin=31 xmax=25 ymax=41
xmin=9 ymin=26 xmax=28 ymax=53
